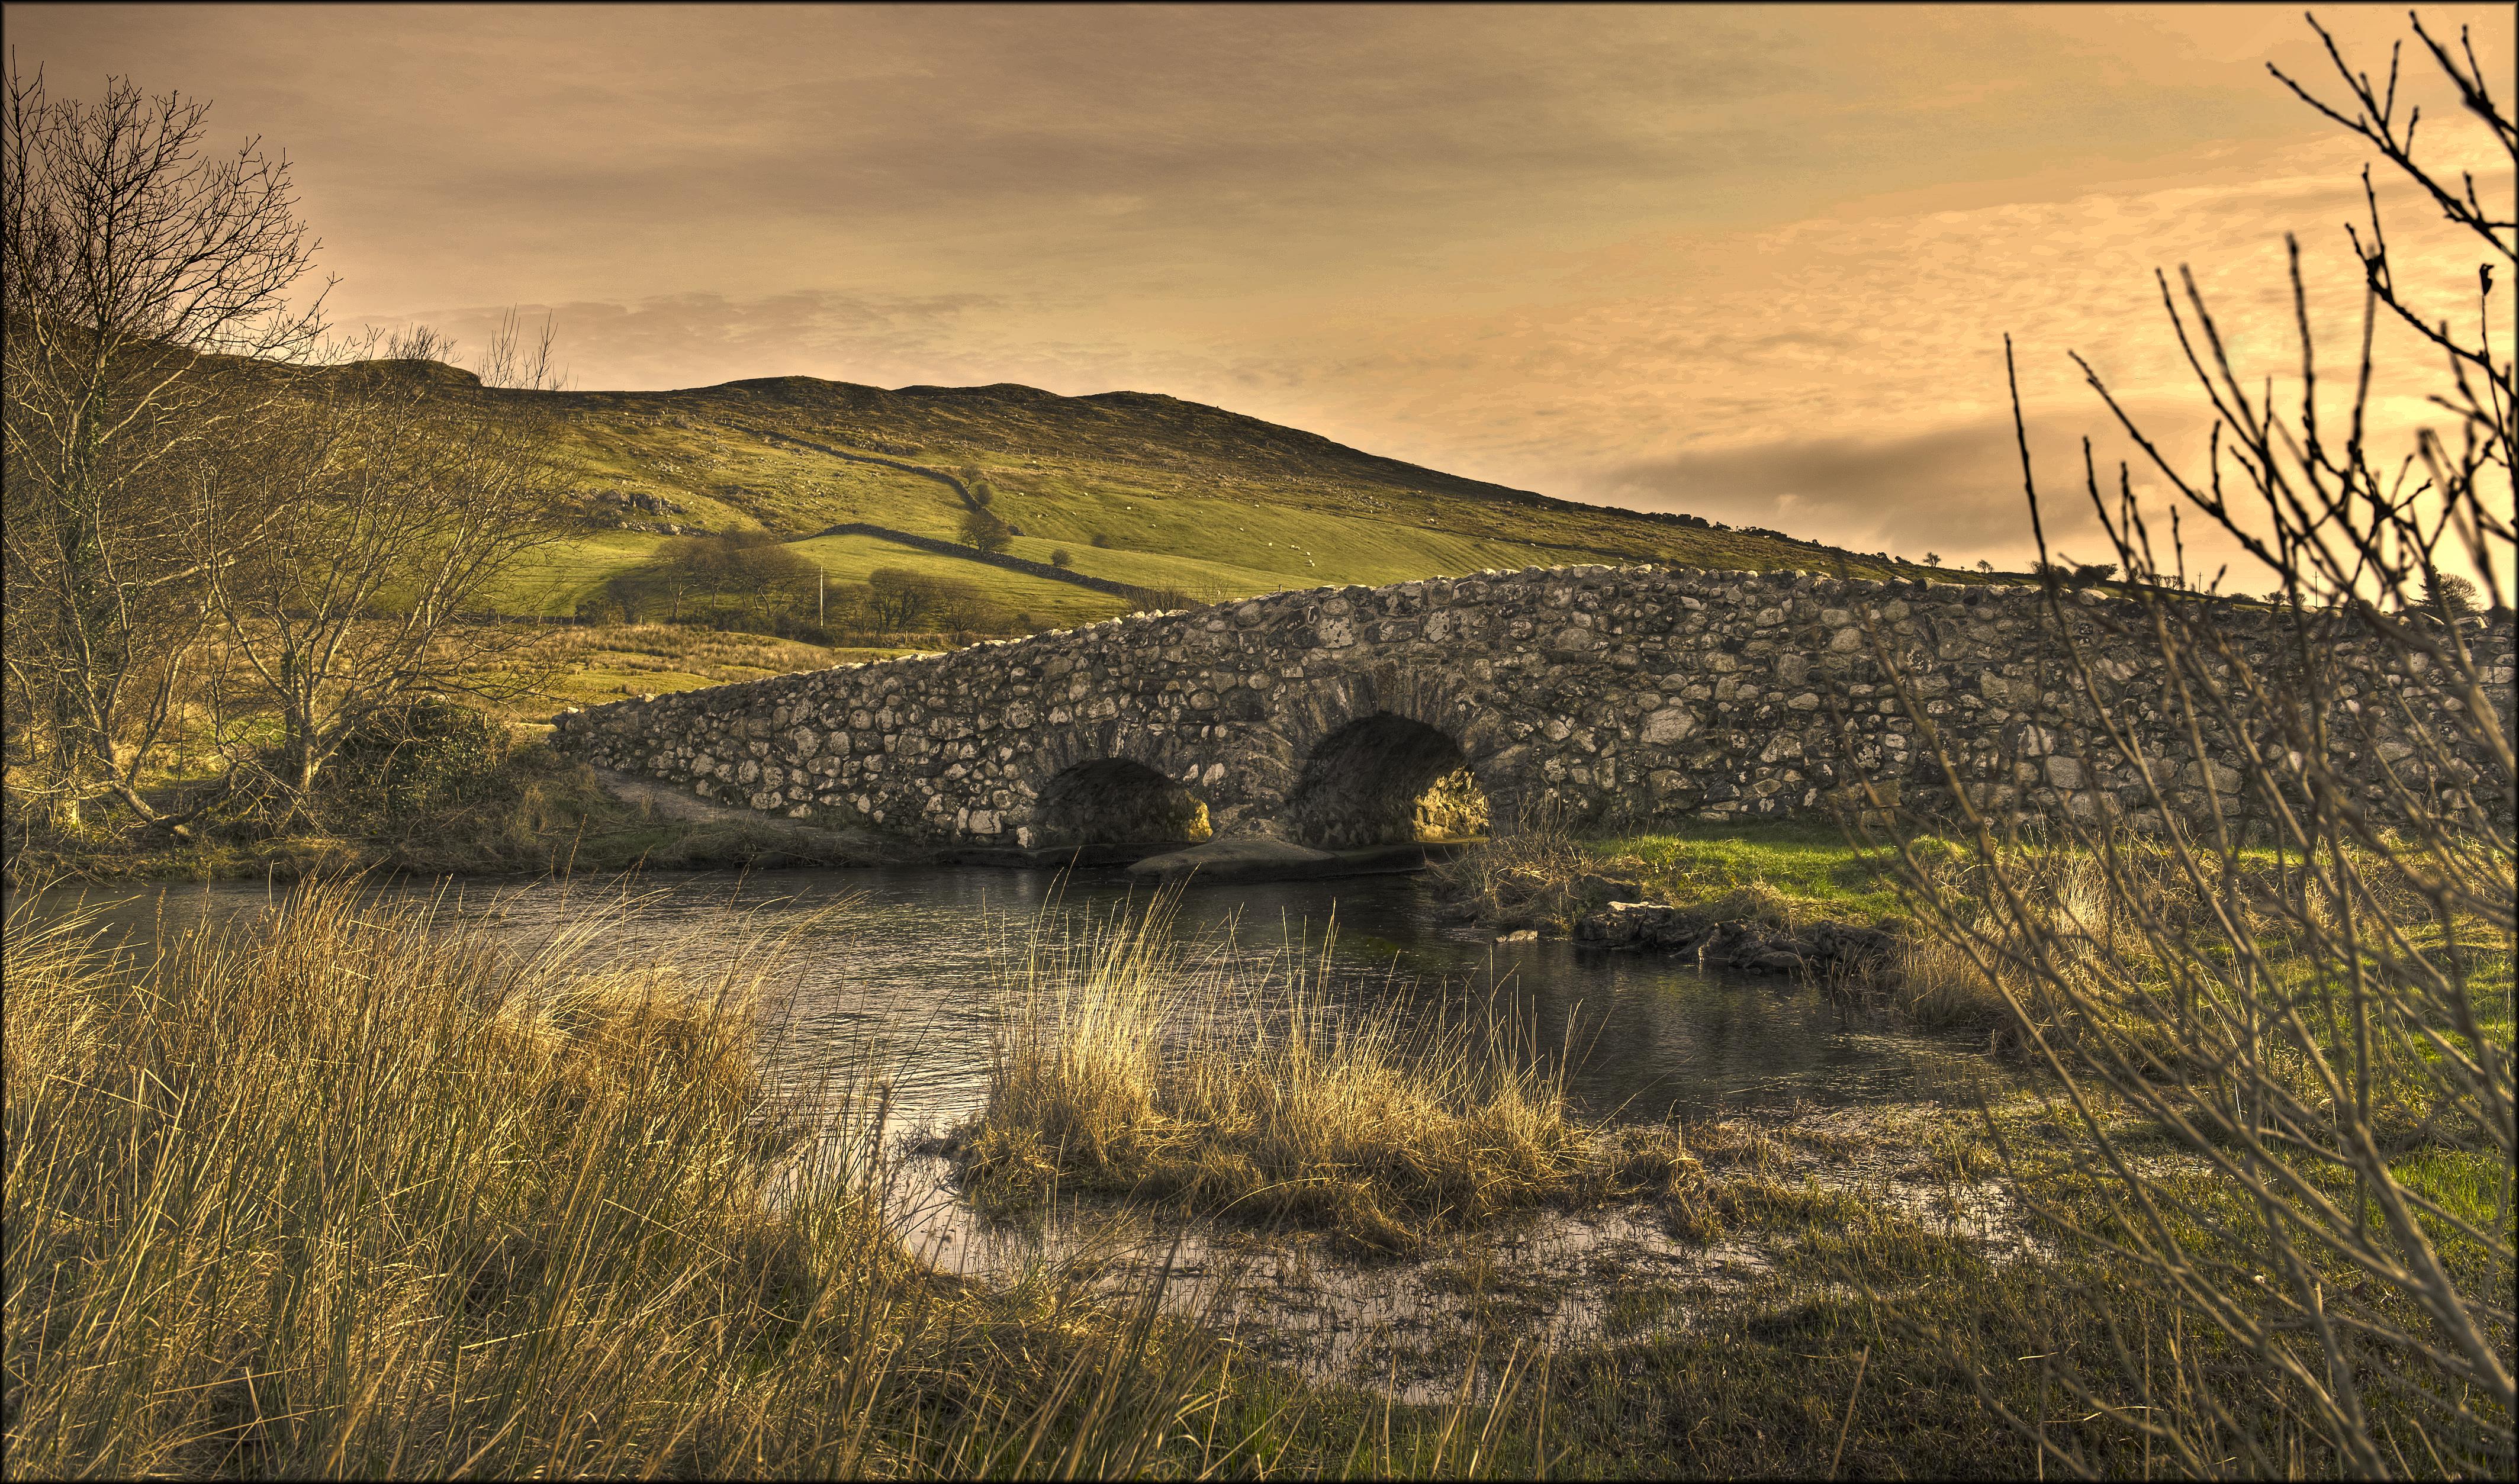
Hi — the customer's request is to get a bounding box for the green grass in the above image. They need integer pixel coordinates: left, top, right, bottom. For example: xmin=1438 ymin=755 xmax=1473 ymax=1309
xmin=1434 ymin=821 xmax=1917 ymax=946
xmin=516 ymin=623 xmax=921 ymax=714
xmin=999 ymin=533 xmax=1297 ymax=600
xmin=1589 ymin=822 xmax=1915 ymax=925
xmin=484 ymin=530 xmax=670 ymax=614
xmin=987 ymin=488 xmax=1566 ymax=589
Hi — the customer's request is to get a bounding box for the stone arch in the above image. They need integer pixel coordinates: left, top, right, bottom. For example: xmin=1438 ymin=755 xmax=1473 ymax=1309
xmin=1279 ymin=712 xmax=1490 ymax=849
xmin=1028 ymin=758 xmax=1213 ymax=848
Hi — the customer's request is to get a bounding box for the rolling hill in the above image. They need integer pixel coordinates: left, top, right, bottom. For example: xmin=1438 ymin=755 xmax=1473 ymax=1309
xmin=343 ymin=360 xmax=1947 ymax=619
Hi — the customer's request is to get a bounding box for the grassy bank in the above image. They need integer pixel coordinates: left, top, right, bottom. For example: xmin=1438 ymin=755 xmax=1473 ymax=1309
xmin=5 ymin=624 xmax=922 ymax=886
xmin=1 ymin=884 xmax=1247 ymax=1477
xmin=951 ymin=896 xmax=1693 ymax=1254
xmin=5 ymin=736 xmax=889 ymax=885
xmin=1430 ymin=819 xmax=1911 ymax=936
xmin=12 ymin=880 xmax=2502 ymax=1477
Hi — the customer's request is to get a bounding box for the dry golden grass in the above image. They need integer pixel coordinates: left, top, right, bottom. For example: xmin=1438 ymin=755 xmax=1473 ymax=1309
xmin=954 ymin=893 xmax=1693 ymax=1253
xmin=0 ymin=881 xmax=1266 ymax=1478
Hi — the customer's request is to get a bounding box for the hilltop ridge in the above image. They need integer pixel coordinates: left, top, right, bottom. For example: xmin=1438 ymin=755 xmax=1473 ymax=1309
xmin=317 ymin=359 xmax=1940 ymax=619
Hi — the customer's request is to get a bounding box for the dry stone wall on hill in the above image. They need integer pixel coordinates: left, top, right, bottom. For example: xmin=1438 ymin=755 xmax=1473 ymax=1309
xmin=552 ymin=565 xmax=2514 ymax=849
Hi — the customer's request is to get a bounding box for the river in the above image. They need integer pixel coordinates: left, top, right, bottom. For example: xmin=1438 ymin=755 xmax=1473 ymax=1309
xmin=22 ymin=864 xmax=1978 ymax=1135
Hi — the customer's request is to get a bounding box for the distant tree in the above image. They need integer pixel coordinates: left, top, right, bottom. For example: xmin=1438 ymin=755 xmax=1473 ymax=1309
xmin=809 ymin=578 xmax=864 ymax=629
xmin=967 ymin=478 xmax=995 ymax=507
xmin=959 ymin=507 xmax=1013 ymax=555
xmin=1923 ymin=552 xmax=1944 ymax=568
xmin=726 ymin=536 xmax=819 ymax=626
xmin=2421 ymin=570 xmax=2483 ymax=622
xmin=474 ymin=304 xmax=567 ymax=391
xmin=1048 ymin=546 xmax=1073 ymax=569
xmin=864 ymin=566 xmax=937 ymax=629
xmin=1090 ymin=532 xmax=1112 ymax=549
xmin=1976 ymin=558 xmax=1996 ymax=574
xmin=642 ymin=531 xmax=816 ymax=628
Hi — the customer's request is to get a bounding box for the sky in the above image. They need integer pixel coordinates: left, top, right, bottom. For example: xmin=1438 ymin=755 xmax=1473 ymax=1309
xmin=9 ymin=2 xmax=2513 ymax=576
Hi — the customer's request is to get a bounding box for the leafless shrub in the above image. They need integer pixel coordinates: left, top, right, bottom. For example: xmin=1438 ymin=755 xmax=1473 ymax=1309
xmin=1861 ymin=12 xmax=2512 ymax=1475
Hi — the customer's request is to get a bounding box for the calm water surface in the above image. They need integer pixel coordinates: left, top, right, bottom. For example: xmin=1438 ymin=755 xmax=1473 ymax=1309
xmin=22 ymin=865 xmax=1974 ymax=1132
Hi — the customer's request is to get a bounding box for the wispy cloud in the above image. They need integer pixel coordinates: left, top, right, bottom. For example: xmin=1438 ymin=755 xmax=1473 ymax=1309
xmin=15 ymin=0 xmax=2510 ymax=575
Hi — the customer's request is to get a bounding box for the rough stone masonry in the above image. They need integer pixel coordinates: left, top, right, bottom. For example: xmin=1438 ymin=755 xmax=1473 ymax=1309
xmin=552 ymin=565 xmax=2514 ymax=850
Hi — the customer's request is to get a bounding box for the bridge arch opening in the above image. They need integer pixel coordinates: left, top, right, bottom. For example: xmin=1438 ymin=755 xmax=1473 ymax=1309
xmin=1031 ymin=758 xmax=1213 ymax=848
xmin=1282 ymin=713 xmax=1490 ymax=849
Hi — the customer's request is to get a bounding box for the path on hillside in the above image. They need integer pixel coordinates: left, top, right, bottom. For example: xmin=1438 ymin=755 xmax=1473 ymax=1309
xmin=727 ymin=423 xmax=984 ymax=513
xmin=803 ymin=522 xmax=1154 ymax=603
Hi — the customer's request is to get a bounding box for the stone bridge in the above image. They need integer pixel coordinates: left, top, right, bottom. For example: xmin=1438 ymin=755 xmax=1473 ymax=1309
xmin=552 ymin=565 xmax=2512 ymax=852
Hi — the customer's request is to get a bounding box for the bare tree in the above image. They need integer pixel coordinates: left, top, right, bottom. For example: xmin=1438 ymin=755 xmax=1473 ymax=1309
xmin=196 ymin=353 xmax=561 ymax=804
xmin=2 ymin=63 xmax=326 ymax=831
xmin=474 ymin=304 xmax=566 ymax=391
xmin=1863 ymin=12 xmax=2512 ymax=1473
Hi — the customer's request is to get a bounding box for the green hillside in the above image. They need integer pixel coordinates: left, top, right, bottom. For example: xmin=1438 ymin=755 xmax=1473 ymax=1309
xmin=352 ymin=360 xmax=1950 ymax=619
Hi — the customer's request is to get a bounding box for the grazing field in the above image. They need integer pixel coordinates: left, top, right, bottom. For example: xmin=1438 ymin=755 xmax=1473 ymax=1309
xmin=440 ymin=364 xmax=1984 ymax=633
xmin=362 ymin=369 xmax=1959 ymax=626
xmin=997 ymin=534 xmax=1297 ymax=601
xmin=482 ymin=529 xmax=670 ymax=614
xmin=517 ymin=623 xmax=924 ymax=714
xmin=984 ymin=489 xmax=1567 ymax=590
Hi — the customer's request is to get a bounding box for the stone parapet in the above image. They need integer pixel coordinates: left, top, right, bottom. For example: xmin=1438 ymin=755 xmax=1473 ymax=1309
xmin=552 ymin=566 xmax=2513 ymax=848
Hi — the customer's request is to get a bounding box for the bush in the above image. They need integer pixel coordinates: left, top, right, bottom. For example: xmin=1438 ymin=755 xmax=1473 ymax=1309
xmin=320 ymin=698 xmax=507 ymax=823
xmin=1048 ymin=546 xmax=1073 ymax=569
xmin=958 ymin=507 xmax=1012 ymax=555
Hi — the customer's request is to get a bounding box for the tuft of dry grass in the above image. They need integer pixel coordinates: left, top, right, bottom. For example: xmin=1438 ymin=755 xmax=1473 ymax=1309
xmin=0 ymin=880 xmax=1262 ymax=1478
xmin=953 ymin=893 xmax=1693 ymax=1253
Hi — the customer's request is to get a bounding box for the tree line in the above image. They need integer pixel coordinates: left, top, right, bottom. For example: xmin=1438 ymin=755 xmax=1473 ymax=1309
xmin=585 ymin=533 xmax=1019 ymax=636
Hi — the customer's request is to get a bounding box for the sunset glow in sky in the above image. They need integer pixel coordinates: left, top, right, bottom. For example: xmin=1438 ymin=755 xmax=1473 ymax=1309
xmin=11 ymin=2 xmax=2514 ymax=574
